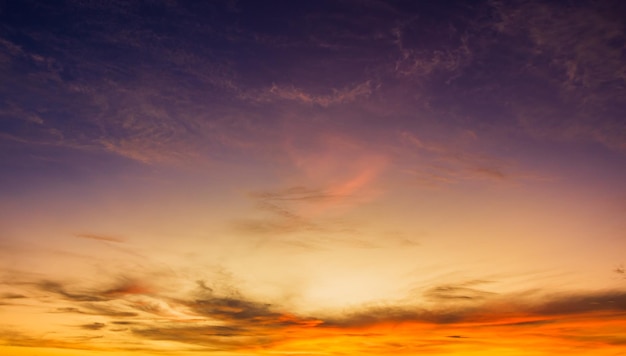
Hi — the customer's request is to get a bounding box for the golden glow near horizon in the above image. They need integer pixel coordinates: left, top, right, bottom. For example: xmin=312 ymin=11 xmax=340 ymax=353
xmin=1 ymin=0 xmax=625 ymax=355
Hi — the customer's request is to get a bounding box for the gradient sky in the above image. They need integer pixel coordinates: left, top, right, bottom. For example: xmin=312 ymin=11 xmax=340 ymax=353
xmin=1 ymin=0 xmax=626 ymax=355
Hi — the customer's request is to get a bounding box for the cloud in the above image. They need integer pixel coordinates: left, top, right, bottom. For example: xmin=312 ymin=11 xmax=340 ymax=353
xmin=5 ymin=264 xmax=626 ymax=352
xmin=234 ymin=186 xmax=350 ymax=237
xmin=233 ymin=183 xmax=389 ymax=251
xmin=498 ymin=319 xmax=554 ymax=327
xmin=320 ymin=289 xmax=626 ymax=331
xmin=282 ymin=133 xmax=389 ymax=207
xmin=531 ymin=290 xmax=626 ymax=316
xmin=54 ymin=305 xmax=138 ymax=318
xmin=0 ymin=329 xmax=96 ymax=351
xmin=75 ymin=233 xmax=125 ymax=243
xmin=245 ymin=81 xmax=373 ymax=107
xmin=101 ymin=278 xmax=152 ymax=297
xmin=389 ymin=3 xmax=475 ymax=81
xmin=130 ymin=284 xmax=323 ymax=350
xmin=185 ymin=296 xmax=276 ymax=322
xmin=132 ymin=324 xmax=267 ymax=351
xmin=37 ymin=277 xmax=151 ymax=303
xmin=423 ymin=281 xmax=496 ymax=302
xmin=38 ymin=280 xmax=107 ymax=302
xmin=111 ymin=321 xmax=136 ymax=325
xmin=233 ymin=203 xmax=317 ymax=237
xmin=249 ymin=186 xmax=343 ymax=203
xmin=394 ymin=33 xmax=471 ymax=79
xmin=0 ymin=2 xmax=249 ymax=167
xmin=490 ymin=0 xmax=626 ymax=151
xmin=398 ymin=131 xmax=548 ymax=188
xmin=79 ymin=322 xmax=106 ymax=330
xmin=492 ymin=0 xmax=625 ymax=91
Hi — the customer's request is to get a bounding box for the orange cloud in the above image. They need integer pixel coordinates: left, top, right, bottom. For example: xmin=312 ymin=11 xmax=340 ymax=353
xmin=3 ymin=267 xmax=626 ymax=355
xmin=283 ymin=132 xmax=388 ymax=214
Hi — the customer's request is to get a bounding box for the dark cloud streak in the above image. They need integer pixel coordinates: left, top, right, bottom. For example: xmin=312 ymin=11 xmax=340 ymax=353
xmin=75 ymin=233 xmax=125 ymax=243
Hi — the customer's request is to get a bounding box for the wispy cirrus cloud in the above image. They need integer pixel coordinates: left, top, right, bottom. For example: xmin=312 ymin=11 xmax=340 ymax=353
xmin=232 ymin=130 xmax=391 ymax=249
xmin=36 ymin=277 xmax=152 ymax=303
xmin=250 ymin=186 xmax=343 ymax=203
xmin=397 ymin=131 xmax=550 ymax=187
xmin=233 ymin=185 xmax=372 ymax=251
xmin=0 ymin=2 xmax=250 ymax=167
xmin=245 ymin=80 xmax=374 ymax=107
xmin=393 ymin=27 xmax=472 ymax=79
xmin=423 ymin=280 xmax=496 ymax=302
xmin=490 ymin=0 xmax=626 ymax=151
xmin=54 ymin=306 xmax=138 ymax=318
xmin=75 ymin=233 xmax=125 ymax=243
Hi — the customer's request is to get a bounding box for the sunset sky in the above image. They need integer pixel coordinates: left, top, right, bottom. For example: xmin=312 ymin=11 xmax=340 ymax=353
xmin=1 ymin=0 xmax=626 ymax=355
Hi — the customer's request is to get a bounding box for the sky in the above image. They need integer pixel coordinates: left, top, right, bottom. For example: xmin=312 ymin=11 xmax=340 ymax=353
xmin=1 ymin=0 xmax=625 ymax=355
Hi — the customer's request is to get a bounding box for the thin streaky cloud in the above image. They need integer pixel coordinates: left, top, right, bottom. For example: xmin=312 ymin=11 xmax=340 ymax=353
xmin=79 ymin=322 xmax=106 ymax=331
xmin=75 ymin=233 xmax=126 ymax=243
